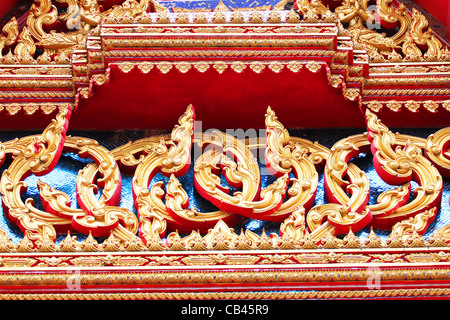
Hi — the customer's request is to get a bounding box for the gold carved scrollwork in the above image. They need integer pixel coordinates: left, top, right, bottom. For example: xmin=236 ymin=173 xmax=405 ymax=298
xmin=334 ymin=0 xmax=449 ymax=62
xmin=426 ymin=128 xmax=450 ymax=178
xmin=0 ymin=0 xmax=153 ymax=64
xmin=0 ymin=0 xmax=445 ymax=65
xmin=306 ymin=134 xmax=372 ymax=240
xmin=132 ymin=105 xmax=197 ymax=243
xmin=40 ymin=136 xmax=139 ymax=241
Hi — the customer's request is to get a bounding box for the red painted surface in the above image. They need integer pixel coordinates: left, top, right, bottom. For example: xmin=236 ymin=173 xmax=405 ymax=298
xmin=415 ymin=0 xmax=449 ymax=25
xmin=68 ymin=65 xmax=367 ymax=130
xmin=0 ymin=0 xmax=20 ymax=19
xmin=448 ymin=3 xmax=450 ymax=41
xmin=415 ymin=0 xmax=450 ymax=41
xmin=1 ymin=64 xmax=450 ymax=131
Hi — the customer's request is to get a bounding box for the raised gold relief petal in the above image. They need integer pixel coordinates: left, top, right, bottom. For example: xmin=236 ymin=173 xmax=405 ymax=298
xmin=41 ymin=104 xmax=57 ymax=114
xmin=344 ymin=88 xmax=360 ymax=101
xmin=328 ymin=74 xmax=343 ymax=88
xmin=305 ymin=61 xmax=322 ymax=73
xmin=230 ymin=61 xmax=246 ymax=73
xmin=93 ymin=73 xmax=108 ymax=86
xmin=193 ymin=61 xmax=210 ymax=72
xmin=442 ymin=101 xmax=450 ymax=112
xmin=366 ymin=101 xmax=383 ymax=112
xmin=404 ymin=100 xmax=421 ymax=112
xmin=117 ymin=62 xmax=135 ymax=73
xmin=175 ymin=62 xmax=192 ymax=73
xmin=156 ymin=61 xmax=173 ymax=74
xmin=137 ymin=62 xmax=154 ymax=73
xmin=423 ymin=100 xmax=439 ymax=113
xmin=212 ymin=61 xmax=228 ymax=73
xmin=5 ymin=104 xmax=21 ymax=115
xmin=386 ymin=100 xmax=402 ymax=112
xmin=268 ymin=61 xmax=284 ymax=73
xmin=286 ymin=61 xmax=303 ymax=72
xmin=249 ymin=61 xmax=265 ymax=73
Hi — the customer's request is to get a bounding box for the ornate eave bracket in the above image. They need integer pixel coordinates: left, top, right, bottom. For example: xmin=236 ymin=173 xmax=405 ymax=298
xmin=0 ymin=103 xmax=448 ymax=299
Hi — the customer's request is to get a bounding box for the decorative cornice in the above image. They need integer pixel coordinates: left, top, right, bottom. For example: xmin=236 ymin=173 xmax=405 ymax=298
xmin=1 ymin=258 xmax=450 ymax=299
xmin=363 ymin=99 xmax=450 ymax=113
xmin=2 ymin=288 xmax=450 ymax=300
xmin=0 ymin=0 xmax=447 ymax=114
xmin=0 ymin=108 xmax=448 ymax=299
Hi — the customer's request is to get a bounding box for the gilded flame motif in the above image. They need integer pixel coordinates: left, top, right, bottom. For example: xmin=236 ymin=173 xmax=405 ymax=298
xmin=0 ymin=105 xmax=448 ymax=252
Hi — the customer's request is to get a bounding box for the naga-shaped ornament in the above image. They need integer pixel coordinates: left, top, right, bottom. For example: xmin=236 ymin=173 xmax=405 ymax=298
xmin=366 ymin=109 xmax=443 ymax=234
xmin=264 ymin=106 xmax=319 ymax=222
xmin=132 ymin=105 xmax=196 ymax=242
xmin=0 ymin=106 xmax=72 ymax=246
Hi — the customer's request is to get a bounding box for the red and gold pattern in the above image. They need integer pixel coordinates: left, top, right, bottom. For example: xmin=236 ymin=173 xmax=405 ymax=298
xmin=0 ymin=0 xmax=449 ymax=129
xmin=0 ymin=0 xmax=450 ymax=301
